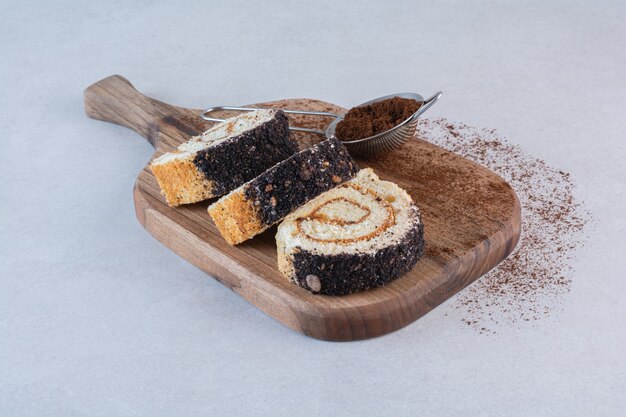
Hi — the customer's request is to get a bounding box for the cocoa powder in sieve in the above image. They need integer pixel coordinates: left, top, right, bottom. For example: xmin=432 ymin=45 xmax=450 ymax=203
xmin=335 ymin=97 xmax=421 ymax=141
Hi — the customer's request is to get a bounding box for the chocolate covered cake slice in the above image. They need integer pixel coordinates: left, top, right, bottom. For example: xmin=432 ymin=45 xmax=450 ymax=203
xmin=276 ymin=168 xmax=424 ymax=295
xmin=150 ymin=109 xmax=297 ymax=206
xmin=208 ymin=137 xmax=358 ymax=245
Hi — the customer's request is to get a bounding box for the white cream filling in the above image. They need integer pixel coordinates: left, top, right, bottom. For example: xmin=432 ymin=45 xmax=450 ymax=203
xmin=278 ymin=169 xmax=420 ymax=255
xmin=297 ymin=187 xmax=391 ymax=242
xmin=152 ymin=109 xmax=276 ymax=165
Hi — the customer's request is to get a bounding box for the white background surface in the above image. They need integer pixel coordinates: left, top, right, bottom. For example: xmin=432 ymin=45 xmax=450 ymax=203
xmin=2 ymin=1 xmax=625 ymax=416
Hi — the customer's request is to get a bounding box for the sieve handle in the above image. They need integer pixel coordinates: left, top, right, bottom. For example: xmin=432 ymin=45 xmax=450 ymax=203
xmin=412 ymin=91 xmax=442 ymax=119
xmin=200 ymin=105 xmax=340 ymax=135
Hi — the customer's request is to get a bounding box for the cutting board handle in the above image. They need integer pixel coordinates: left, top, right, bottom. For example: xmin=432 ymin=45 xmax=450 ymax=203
xmin=84 ymin=75 xmax=187 ymax=147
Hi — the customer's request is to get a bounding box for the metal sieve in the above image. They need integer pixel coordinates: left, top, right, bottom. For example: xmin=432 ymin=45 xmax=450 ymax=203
xmin=201 ymin=91 xmax=441 ymax=157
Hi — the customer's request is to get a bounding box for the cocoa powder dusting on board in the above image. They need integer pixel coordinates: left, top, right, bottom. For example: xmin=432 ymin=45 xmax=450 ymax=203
xmin=418 ymin=118 xmax=591 ymax=334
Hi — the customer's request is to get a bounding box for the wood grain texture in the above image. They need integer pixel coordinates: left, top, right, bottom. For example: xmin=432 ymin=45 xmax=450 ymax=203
xmin=84 ymin=75 xmax=521 ymax=341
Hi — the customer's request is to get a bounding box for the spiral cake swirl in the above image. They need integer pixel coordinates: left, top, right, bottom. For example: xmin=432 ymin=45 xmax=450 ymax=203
xmin=277 ymin=168 xmax=424 ymax=295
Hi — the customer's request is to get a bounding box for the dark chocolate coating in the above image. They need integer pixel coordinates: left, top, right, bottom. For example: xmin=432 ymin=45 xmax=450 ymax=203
xmin=291 ymin=221 xmax=425 ymax=296
xmin=244 ymin=137 xmax=358 ymax=226
xmin=193 ymin=110 xmax=297 ymax=196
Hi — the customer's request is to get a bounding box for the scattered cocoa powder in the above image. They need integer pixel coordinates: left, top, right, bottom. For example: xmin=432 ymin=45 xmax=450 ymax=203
xmin=418 ymin=118 xmax=591 ymax=334
xmin=335 ymin=97 xmax=421 ymax=141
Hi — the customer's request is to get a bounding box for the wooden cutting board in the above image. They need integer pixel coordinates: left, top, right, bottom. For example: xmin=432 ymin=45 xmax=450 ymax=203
xmin=84 ymin=75 xmax=521 ymax=341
